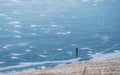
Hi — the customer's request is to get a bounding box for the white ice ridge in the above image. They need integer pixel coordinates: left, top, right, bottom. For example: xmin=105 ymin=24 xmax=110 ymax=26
xmin=56 ymin=48 xmax=63 ymax=51
xmin=8 ymin=21 xmax=20 ymax=25
xmin=2 ymin=45 xmax=13 ymax=49
xmin=90 ymin=51 xmax=120 ymax=61
xmin=81 ymin=0 xmax=89 ymax=2
xmin=38 ymin=55 xmax=47 ymax=58
xmin=0 ymin=14 xmax=7 ymax=17
xmin=14 ymin=35 xmax=21 ymax=38
xmin=56 ymin=31 xmax=71 ymax=35
xmin=18 ymin=42 xmax=28 ymax=46
xmin=80 ymin=47 xmax=93 ymax=50
xmin=10 ymin=53 xmax=22 ymax=56
xmin=0 ymin=58 xmax=80 ymax=71
xmin=10 ymin=0 xmax=21 ymax=3
xmin=81 ymin=0 xmax=106 ymax=2
xmin=0 ymin=62 xmax=5 ymax=64
xmin=103 ymin=43 xmax=120 ymax=53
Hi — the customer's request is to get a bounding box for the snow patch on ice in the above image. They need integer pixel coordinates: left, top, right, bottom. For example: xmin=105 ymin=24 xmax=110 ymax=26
xmin=0 ymin=62 xmax=5 ymax=64
xmin=28 ymin=33 xmax=37 ymax=36
xmin=38 ymin=55 xmax=47 ymax=58
xmin=10 ymin=53 xmax=22 ymax=56
xmin=25 ymin=49 xmax=31 ymax=52
xmin=56 ymin=48 xmax=63 ymax=51
xmin=30 ymin=25 xmax=39 ymax=28
xmin=10 ymin=0 xmax=21 ymax=3
xmin=2 ymin=45 xmax=13 ymax=49
xmin=18 ymin=43 xmax=28 ymax=46
xmin=80 ymin=47 xmax=93 ymax=50
xmin=14 ymin=35 xmax=21 ymax=38
xmin=81 ymin=0 xmax=89 ymax=2
xmin=51 ymin=25 xmax=58 ymax=27
xmin=11 ymin=56 xmax=19 ymax=59
xmin=56 ymin=31 xmax=71 ymax=35
xmin=13 ymin=30 xmax=21 ymax=34
xmin=12 ymin=11 xmax=22 ymax=14
xmin=67 ymin=52 xmax=73 ymax=55
xmin=9 ymin=21 xmax=20 ymax=25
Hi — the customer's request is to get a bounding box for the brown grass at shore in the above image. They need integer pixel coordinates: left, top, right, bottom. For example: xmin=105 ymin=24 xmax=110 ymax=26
xmin=20 ymin=58 xmax=120 ymax=75
xmin=24 ymin=74 xmax=55 ymax=75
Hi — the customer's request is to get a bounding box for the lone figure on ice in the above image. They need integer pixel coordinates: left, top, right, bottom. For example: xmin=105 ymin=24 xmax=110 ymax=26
xmin=76 ymin=48 xmax=78 ymax=58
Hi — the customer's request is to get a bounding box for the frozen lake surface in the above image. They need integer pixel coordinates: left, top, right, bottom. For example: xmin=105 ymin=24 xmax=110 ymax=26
xmin=0 ymin=0 xmax=120 ymax=74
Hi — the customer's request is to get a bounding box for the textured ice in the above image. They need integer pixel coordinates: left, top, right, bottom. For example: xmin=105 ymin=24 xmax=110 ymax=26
xmin=70 ymin=44 xmax=78 ymax=47
xmin=81 ymin=0 xmax=89 ymax=2
xmin=101 ymin=36 xmax=109 ymax=43
xmin=0 ymin=28 xmax=3 ymax=30
xmin=40 ymin=66 xmax=46 ymax=69
xmin=0 ymin=58 xmax=80 ymax=71
xmin=12 ymin=11 xmax=22 ymax=14
xmin=88 ymin=51 xmax=93 ymax=54
xmin=13 ymin=30 xmax=21 ymax=34
xmin=103 ymin=43 xmax=120 ymax=53
xmin=39 ymin=13 xmax=47 ymax=17
xmin=28 ymin=33 xmax=37 ymax=36
xmin=14 ymin=25 xmax=21 ymax=28
xmin=51 ymin=25 xmax=58 ymax=27
xmin=67 ymin=52 xmax=73 ymax=55
xmin=30 ymin=25 xmax=39 ymax=28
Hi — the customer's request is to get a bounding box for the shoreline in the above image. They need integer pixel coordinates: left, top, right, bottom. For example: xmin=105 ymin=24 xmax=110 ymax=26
xmin=20 ymin=58 xmax=120 ymax=75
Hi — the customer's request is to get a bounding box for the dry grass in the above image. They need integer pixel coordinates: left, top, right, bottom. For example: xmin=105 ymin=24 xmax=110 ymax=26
xmin=19 ymin=58 xmax=120 ymax=75
xmin=23 ymin=73 xmax=55 ymax=75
